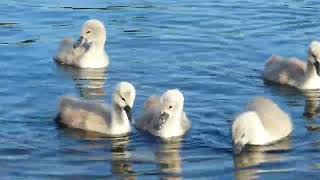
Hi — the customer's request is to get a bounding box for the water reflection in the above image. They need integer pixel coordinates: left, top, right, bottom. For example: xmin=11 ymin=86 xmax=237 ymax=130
xmin=110 ymin=136 xmax=136 ymax=180
xmin=59 ymin=129 xmax=135 ymax=179
xmin=233 ymin=139 xmax=291 ymax=180
xmin=156 ymin=141 xmax=182 ymax=180
xmin=56 ymin=64 xmax=107 ymax=99
xmin=302 ymin=91 xmax=320 ymax=120
xmin=265 ymin=82 xmax=320 ymax=120
xmin=264 ymin=82 xmax=302 ymax=98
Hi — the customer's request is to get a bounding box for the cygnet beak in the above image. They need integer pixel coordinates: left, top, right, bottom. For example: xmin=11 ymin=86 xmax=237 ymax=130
xmin=73 ymin=36 xmax=87 ymax=49
xmin=233 ymin=142 xmax=245 ymax=154
xmin=314 ymin=61 xmax=320 ymax=76
xmin=154 ymin=112 xmax=169 ymax=131
xmin=123 ymin=105 xmax=133 ymax=123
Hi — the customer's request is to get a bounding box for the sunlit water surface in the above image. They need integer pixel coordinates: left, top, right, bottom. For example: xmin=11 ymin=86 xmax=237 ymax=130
xmin=1 ymin=0 xmax=320 ymax=179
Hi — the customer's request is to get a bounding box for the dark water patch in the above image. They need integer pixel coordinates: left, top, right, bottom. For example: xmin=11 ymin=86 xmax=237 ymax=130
xmin=60 ymin=5 xmax=130 ymax=11
xmin=19 ymin=39 xmax=37 ymax=44
xmin=124 ymin=29 xmax=142 ymax=33
xmin=0 ymin=22 xmax=19 ymax=26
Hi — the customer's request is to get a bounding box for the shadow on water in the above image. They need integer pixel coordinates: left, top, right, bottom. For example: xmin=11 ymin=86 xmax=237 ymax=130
xmin=55 ymin=63 xmax=108 ymax=100
xmin=233 ymin=138 xmax=292 ymax=180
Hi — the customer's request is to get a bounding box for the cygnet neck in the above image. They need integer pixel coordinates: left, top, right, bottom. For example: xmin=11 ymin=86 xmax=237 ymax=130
xmin=111 ymin=104 xmax=129 ymax=127
xmin=306 ymin=60 xmax=318 ymax=77
xmin=160 ymin=111 xmax=184 ymax=138
xmin=300 ymin=60 xmax=320 ymax=89
xmin=90 ymin=40 xmax=106 ymax=53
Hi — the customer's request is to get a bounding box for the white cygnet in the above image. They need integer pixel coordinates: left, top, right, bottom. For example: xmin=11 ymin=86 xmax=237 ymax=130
xmin=56 ymin=82 xmax=135 ymax=136
xmin=232 ymin=97 xmax=293 ymax=154
xmin=136 ymin=89 xmax=191 ymax=139
xmin=54 ymin=19 xmax=109 ymax=68
xmin=263 ymin=41 xmax=320 ymax=90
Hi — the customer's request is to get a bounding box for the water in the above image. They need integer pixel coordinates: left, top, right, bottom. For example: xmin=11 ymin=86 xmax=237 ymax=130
xmin=1 ymin=0 xmax=320 ymax=179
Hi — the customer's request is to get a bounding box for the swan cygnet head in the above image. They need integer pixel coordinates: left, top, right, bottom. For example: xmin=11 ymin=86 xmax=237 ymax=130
xmin=113 ymin=82 xmax=136 ymax=123
xmin=308 ymin=41 xmax=320 ymax=76
xmin=156 ymin=89 xmax=184 ymax=131
xmin=73 ymin=19 xmax=107 ymax=49
xmin=232 ymin=112 xmax=265 ymax=154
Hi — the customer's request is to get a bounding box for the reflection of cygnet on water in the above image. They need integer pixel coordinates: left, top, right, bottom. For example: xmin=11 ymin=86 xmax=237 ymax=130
xmin=233 ymin=139 xmax=291 ymax=180
xmin=302 ymin=91 xmax=320 ymax=119
xmin=58 ymin=130 xmax=136 ymax=179
xmin=56 ymin=65 xmax=107 ymax=99
xmin=155 ymin=142 xmax=182 ymax=180
xmin=110 ymin=137 xmax=136 ymax=180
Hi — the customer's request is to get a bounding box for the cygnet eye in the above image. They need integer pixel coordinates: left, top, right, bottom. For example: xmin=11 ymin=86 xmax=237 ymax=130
xmin=121 ymin=97 xmax=126 ymax=102
xmin=241 ymin=134 xmax=245 ymax=138
xmin=168 ymin=105 xmax=173 ymax=109
xmin=86 ymin=30 xmax=91 ymax=34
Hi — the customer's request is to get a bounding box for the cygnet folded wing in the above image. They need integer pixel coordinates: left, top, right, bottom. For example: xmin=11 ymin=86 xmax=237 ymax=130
xmin=263 ymin=55 xmax=306 ymax=86
xmin=247 ymin=97 xmax=293 ymax=139
xmin=54 ymin=37 xmax=89 ymax=66
xmin=57 ymin=96 xmax=112 ymax=134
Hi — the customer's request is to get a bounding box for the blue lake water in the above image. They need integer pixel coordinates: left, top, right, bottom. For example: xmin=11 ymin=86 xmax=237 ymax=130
xmin=1 ymin=0 xmax=320 ymax=179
